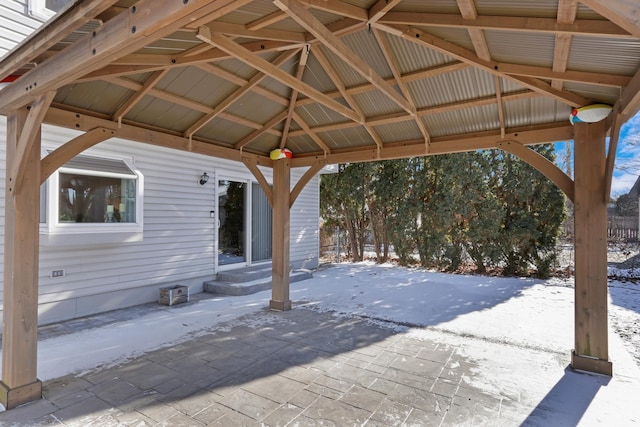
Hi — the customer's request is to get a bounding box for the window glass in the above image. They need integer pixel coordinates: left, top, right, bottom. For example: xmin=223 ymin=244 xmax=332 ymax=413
xmin=45 ymin=0 xmax=71 ymax=12
xmin=58 ymin=173 xmax=136 ymax=223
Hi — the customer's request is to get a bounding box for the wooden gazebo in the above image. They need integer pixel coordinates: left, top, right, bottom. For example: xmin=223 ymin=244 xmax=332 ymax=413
xmin=0 ymin=0 xmax=638 ymax=409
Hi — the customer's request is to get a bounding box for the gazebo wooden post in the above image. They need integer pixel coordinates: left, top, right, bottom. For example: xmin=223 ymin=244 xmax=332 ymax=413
xmin=0 ymin=108 xmax=43 ymax=408
xmin=270 ymin=159 xmax=292 ymax=311
xmin=571 ymin=120 xmax=613 ymax=376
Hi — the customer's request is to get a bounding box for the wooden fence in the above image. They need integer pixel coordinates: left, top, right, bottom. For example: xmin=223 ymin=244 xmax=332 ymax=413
xmin=608 ymin=216 xmax=638 ymax=241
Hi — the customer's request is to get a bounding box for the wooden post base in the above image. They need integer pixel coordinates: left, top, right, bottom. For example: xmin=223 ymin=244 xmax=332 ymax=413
xmin=0 ymin=379 xmax=42 ymax=409
xmin=270 ymin=300 xmax=292 ymax=311
xmin=571 ymin=351 xmax=613 ymax=376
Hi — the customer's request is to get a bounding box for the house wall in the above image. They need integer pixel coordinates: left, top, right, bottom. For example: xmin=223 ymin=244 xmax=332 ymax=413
xmin=0 ymin=118 xmax=320 ymax=325
xmin=0 ymin=1 xmax=43 ymax=58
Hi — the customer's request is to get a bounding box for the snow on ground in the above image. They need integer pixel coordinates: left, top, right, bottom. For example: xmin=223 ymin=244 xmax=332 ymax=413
xmin=1 ymin=262 xmax=639 ymax=424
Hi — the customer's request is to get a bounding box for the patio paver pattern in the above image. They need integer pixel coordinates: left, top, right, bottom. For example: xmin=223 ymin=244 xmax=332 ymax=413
xmin=0 ymin=301 xmax=526 ymax=426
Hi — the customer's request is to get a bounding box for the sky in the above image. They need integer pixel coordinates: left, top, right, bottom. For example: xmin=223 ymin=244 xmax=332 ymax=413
xmin=555 ymin=111 xmax=640 ymax=198
xmin=2 ymin=261 xmax=638 ymax=424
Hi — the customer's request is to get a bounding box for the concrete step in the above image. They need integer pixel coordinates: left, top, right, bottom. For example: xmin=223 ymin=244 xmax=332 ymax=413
xmin=216 ymin=265 xmax=273 ymax=283
xmin=204 ymin=269 xmax=313 ymax=296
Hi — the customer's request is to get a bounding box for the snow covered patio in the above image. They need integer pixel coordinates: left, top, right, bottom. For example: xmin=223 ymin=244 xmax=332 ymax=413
xmin=0 ymin=263 xmax=638 ymax=426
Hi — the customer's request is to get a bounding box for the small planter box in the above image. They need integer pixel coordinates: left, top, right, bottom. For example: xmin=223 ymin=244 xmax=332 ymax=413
xmin=159 ymin=285 xmax=189 ymax=306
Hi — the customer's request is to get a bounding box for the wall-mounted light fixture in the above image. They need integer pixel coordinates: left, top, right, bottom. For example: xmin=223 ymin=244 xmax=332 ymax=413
xmin=199 ymin=172 xmax=209 ymax=185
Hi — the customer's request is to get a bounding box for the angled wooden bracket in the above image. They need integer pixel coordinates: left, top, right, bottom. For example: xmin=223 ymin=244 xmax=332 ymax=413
xmin=497 ymin=140 xmax=575 ymax=202
xmin=242 ymin=156 xmax=273 ymax=206
xmin=8 ymin=91 xmax=55 ymax=195
xmin=290 ymin=160 xmax=326 ymax=208
xmin=40 ymin=127 xmax=116 ymax=183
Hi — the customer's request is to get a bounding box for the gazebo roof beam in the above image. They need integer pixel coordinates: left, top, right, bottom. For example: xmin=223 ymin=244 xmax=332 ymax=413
xmin=379 ymin=12 xmax=633 ymax=38
xmin=0 ymin=0 xmax=253 ymax=113
xmin=274 ymin=0 xmax=416 ymax=116
xmin=377 ymin=24 xmax=591 ymax=107
xmin=579 ymin=0 xmax=640 ymax=38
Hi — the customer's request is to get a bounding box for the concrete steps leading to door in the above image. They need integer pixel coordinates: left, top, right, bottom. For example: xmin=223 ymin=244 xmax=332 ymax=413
xmin=203 ymin=265 xmax=312 ymax=296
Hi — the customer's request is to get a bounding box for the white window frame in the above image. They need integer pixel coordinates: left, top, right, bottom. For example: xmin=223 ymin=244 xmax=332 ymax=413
xmin=40 ymin=150 xmax=144 ymax=245
xmin=28 ymin=0 xmax=70 ymax=20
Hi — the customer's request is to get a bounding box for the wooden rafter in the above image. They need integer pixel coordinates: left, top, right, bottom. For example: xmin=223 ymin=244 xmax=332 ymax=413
xmin=280 ymin=46 xmax=309 ymax=149
xmin=80 ymin=40 xmax=303 ymax=82
xmin=289 ymin=90 xmax=539 ymax=138
xmin=618 ymin=65 xmax=640 ymax=119
xmin=235 ymin=111 xmax=288 ymax=150
xmin=292 ymin=112 xmax=333 ymax=154
xmin=0 ymin=0 xmax=120 ymax=82
xmin=456 ymin=0 xmax=491 ymax=62
xmin=376 ymin=24 xmax=591 ymax=107
xmin=185 ymin=49 xmax=298 ymax=138
xmin=0 ymin=0 xmax=252 ymax=113
xmin=275 ymin=0 xmax=415 ymax=116
xmin=580 ymin=0 xmax=640 ymax=38
xmin=379 ymin=12 xmax=632 ymax=38
xmin=290 ymin=122 xmax=575 ymax=167
xmin=203 ymin=21 xmax=306 ymax=43
xmin=368 ymin=0 xmax=403 ymax=25
xmin=373 ymin=29 xmax=430 ymax=145
xmin=113 ymin=69 xmax=169 ymax=123
xmin=494 ymin=76 xmax=506 ymax=138
xmin=44 ymin=107 xmax=272 ymax=166
xmin=197 ymin=26 xmax=361 ymax=123
xmin=102 ymin=76 xmax=284 ymax=137
xmin=311 ymin=46 xmax=378 ymax=149
xmin=552 ymin=0 xmax=578 ymax=90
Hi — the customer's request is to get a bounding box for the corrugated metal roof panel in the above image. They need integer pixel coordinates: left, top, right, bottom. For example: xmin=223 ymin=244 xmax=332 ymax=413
xmin=342 ymin=30 xmax=393 ymax=79
xmin=374 ymin=120 xmax=424 ymax=144
xmin=424 ymin=104 xmax=500 ymax=138
xmin=320 ymin=126 xmax=376 ymax=150
xmin=286 ymin=133 xmax=328 ymax=153
xmin=296 ymin=102 xmax=352 ymax=127
xmin=127 ymin=97 xmax=204 ymax=134
xmin=500 ymin=77 xmax=528 ymax=94
xmin=303 ymin=53 xmax=339 ymax=93
xmin=408 ymin=67 xmax=496 ymax=109
xmin=485 ymin=30 xmax=555 ymax=68
xmin=156 ymin=67 xmax=234 ymax=107
xmin=218 ymin=2 xmax=282 ymax=25
xmin=576 ymin=3 xmax=608 ymax=20
xmin=393 ymin=0 xmax=460 ymax=14
xmin=196 ymin=116 xmax=252 ymax=146
xmin=55 ymin=81 xmax=130 ymax=115
xmin=568 ymin=36 xmax=640 ymax=76
xmin=353 ymin=89 xmax=402 ymax=117
xmin=414 ymin=26 xmax=475 ymax=53
xmin=503 ymin=97 xmax=569 ymax=128
xmin=562 ymin=82 xmax=621 ymax=106
xmin=225 ymin=95 xmax=287 ymax=125
xmin=475 ymin=0 xmax=557 ymax=17
xmin=319 ymin=46 xmax=367 ymax=87
xmin=245 ymin=132 xmax=281 ymax=154
xmin=384 ymin=32 xmax=454 ymax=73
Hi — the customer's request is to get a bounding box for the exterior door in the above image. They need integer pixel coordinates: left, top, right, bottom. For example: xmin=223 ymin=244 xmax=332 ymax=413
xmin=217 ymin=179 xmax=247 ymax=266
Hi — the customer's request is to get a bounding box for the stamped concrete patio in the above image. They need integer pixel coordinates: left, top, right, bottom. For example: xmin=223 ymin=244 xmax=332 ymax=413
xmin=0 ymin=268 xmax=638 ymax=426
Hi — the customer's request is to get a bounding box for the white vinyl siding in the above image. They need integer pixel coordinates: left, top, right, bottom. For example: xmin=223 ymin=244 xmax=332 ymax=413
xmin=0 ymin=0 xmax=47 ymax=58
xmin=0 ymin=118 xmax=320 ymax=323
xmin=290 ymin=168 xmax=320 ymax=270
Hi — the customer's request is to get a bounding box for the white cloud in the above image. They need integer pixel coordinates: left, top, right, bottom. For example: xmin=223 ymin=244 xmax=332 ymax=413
xmin=611 ymin=170 xmax=638 ymax=197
